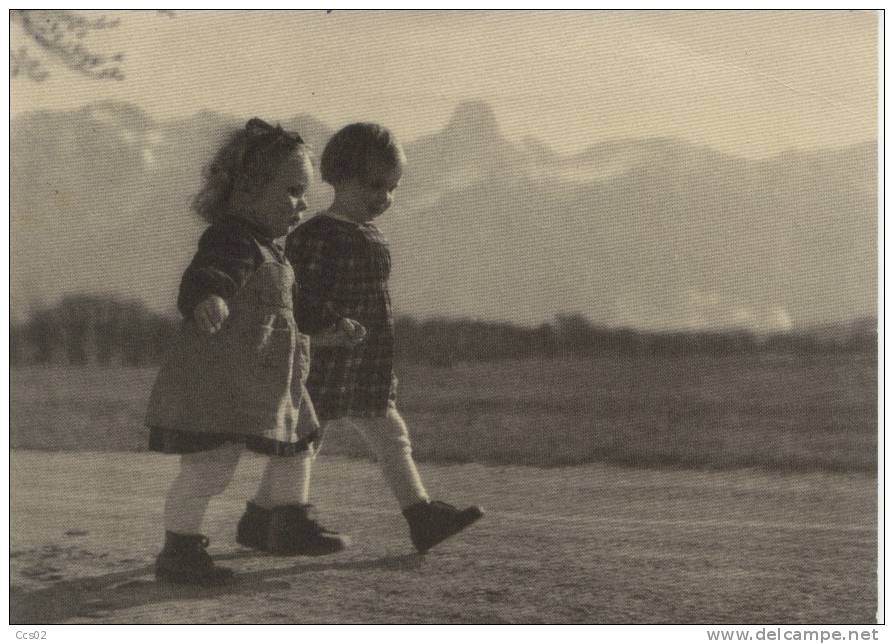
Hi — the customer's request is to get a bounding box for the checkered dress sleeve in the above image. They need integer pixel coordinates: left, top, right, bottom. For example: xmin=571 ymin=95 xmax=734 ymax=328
xmin=286 ymin=218 xmax=343 ymax=334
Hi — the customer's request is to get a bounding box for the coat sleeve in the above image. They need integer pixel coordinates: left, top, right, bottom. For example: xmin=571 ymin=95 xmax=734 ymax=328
xmin=177 ymin=227 xmax=258 ymax=318
xmin=286 ymin=222 xmax=343 ymax=334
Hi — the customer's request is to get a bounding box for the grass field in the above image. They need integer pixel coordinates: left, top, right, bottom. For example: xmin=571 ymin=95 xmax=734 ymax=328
xmin=11 ymin=354 xmax=878 ymax=472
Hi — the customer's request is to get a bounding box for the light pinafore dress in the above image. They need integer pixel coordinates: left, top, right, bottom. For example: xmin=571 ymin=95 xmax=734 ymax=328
xmin=146 ymin=240 xmax=318 ymax=455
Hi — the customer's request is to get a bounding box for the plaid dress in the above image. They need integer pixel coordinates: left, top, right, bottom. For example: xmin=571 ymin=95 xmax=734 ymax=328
xmin=286 ymin=213 xmax=397 ymax=421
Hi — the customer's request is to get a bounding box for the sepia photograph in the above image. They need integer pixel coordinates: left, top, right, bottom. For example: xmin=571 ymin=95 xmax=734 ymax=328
xmin=8 ymin=8 xmax=880 ymax=627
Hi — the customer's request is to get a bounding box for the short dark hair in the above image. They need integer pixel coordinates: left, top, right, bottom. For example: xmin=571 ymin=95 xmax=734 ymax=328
xmin=320 ymin=122 xmax=405 ymax=185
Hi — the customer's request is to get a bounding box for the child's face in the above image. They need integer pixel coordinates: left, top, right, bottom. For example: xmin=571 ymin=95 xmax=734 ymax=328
xmin=339 ymin=159 xmax=403 ymax=223
xmin=250 ymin=153 xmax=313 ymax=237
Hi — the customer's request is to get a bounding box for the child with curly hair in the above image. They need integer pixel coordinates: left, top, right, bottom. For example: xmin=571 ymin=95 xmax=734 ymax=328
xmin=146 ymin=118 xmax=350 ymax=586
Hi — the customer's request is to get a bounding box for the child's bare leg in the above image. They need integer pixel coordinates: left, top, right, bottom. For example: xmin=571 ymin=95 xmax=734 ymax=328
xmin=163 ymin=442 xmax=242 ymax=534
xmin=348 ymin=407 xmax=429 ymax=509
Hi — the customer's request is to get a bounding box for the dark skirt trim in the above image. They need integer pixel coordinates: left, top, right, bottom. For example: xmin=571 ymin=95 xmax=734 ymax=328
xmin=148 ymin=427 xmax=318 ymax=456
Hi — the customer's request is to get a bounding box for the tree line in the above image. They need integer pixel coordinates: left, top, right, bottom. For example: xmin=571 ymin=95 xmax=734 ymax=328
xmin=394 ymin=313 xmax=877 ymax=366
xmin=9 ymin=297 xmax=877 ymax=368
xmin=10 ymin=295 xmax=177 ymax=367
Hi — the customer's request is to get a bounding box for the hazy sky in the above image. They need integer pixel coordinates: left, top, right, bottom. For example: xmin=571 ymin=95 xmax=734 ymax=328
xmin=11 ymin=9 xmax=878 ymax=158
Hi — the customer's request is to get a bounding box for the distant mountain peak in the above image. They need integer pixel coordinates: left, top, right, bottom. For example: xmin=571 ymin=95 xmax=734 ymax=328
xmin=10 ymin=101 xmax=877 ymax=328
xmin=521 ymin=136 xmax=558 ymax=158
xmin=82 ymin=101 xmax=154 ymax=130
xmin=446 ymin=100 xmax=500 ymax=138
xmin=285 ymin=113 xmax=329 ymax=130
xmin=281 ymin=113 xmax=332 ymax=145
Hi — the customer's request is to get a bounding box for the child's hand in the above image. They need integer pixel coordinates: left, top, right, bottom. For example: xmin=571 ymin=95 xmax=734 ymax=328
xmin=194 ymin=295 xmax=229 ymax=334
xmin=337 ymin=317 xmax=367 ymax=345
xmin=312 ymin=317 xmax=367 ymax=347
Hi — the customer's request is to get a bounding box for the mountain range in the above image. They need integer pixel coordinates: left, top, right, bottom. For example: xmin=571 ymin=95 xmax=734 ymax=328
xmin=10 ymin=100 xmax=877 ymax=332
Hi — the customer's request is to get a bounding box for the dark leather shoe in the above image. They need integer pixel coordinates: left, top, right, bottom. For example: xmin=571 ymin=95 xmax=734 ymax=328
xmin=155 ymin=531 xmax=234 ymax=586
xmin=237 ymin=501 xmax=350 ymax=556
xmin=403 ymin=500 xmax=484 ymax=553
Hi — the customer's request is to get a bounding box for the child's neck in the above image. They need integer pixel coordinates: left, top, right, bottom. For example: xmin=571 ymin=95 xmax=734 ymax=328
xmin=227 ymin=211 xmax=276 ymax=240
xmin=327 ymin=196 xmax=366 ymax=224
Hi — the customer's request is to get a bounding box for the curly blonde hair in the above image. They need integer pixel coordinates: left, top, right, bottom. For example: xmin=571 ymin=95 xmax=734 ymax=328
xmin=192 ymin=118 xmax=306 ymax=223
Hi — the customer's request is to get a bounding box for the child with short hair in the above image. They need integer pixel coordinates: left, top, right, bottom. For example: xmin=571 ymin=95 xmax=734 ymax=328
xmin=286 ymin=122 xmax=483 ymax=553
xmin=146 ymin=118 xmax=349 ymax=586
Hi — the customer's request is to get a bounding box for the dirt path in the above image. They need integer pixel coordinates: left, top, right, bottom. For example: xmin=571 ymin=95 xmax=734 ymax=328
xmin=10 ymin=451 xmax=877 ymax=624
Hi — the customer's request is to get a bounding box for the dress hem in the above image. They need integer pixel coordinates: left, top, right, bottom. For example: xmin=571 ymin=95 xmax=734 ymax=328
xmin=147 ymin=426 xmax=318 ymax=456
xmin=315 ymin=398 xmax=397 ymax=422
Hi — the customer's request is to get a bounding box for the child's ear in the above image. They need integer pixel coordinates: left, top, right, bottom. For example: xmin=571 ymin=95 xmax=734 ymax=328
xmin=232 ymin=175 xmax=260 ymax=198
xmin=227 ymin=178 xmax=258 ymax=212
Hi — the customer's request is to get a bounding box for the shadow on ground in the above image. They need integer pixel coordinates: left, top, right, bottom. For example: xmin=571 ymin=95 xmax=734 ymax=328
xmin=10 ymin=552 xmax=425 ymax=624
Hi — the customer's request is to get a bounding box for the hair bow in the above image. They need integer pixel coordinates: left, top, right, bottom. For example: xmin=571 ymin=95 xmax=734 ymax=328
xmin=245 ymin=117 xmax=304 ymax=144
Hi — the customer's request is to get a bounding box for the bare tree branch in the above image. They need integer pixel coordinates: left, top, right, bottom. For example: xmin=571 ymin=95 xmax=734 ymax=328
xmin=10 ymin=45 xmax=49 ymax=81
xmin=11 ymin=10 xmax=174 ymax=82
